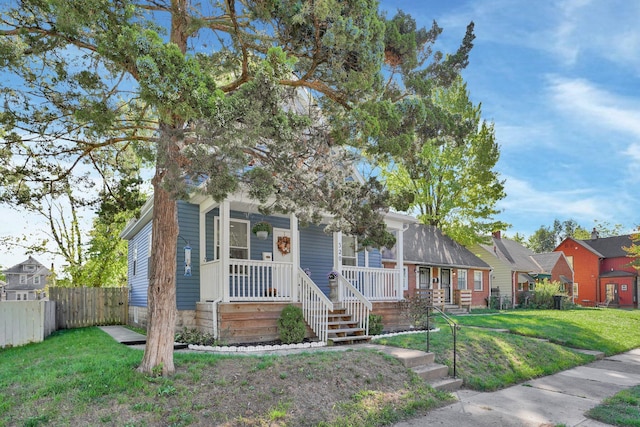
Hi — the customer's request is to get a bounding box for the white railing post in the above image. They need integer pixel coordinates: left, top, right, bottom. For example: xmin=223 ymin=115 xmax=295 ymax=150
xmin=220 ymin=200 xmax=230 ymax=302
xmin=290 ymin=214 xmax=299 ymax=302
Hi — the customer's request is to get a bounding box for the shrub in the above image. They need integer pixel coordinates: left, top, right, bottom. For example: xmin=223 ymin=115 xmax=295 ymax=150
xmin=277 ymin=304 xmax=306 ymax=344
xmin=174 ymin=327 xmax=217 ymax=346
xmin=530 ymin=279 xmax=567 ymax=309
xmin=368 ymin=314 xmax=384 ymax=335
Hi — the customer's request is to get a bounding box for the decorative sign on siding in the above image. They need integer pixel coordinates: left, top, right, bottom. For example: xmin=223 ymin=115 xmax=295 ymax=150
xmin=184 ymin=245 xmax=192 ymax=277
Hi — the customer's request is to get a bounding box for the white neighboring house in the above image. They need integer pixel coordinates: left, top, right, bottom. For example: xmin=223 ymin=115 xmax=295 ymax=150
xmin=1 ymin=256 xmax=51 ymax=301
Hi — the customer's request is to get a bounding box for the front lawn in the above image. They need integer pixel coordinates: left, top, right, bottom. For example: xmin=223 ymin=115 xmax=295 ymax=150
xmin=375 ymin=326 xmax=593 ymax=391
xmin=377 ymin=308 xmax=640 ymax=391
xmin=454 ymin=308 xmax=640 ymax=355
xmin=0 ymin=327 xmax=453 ymax=427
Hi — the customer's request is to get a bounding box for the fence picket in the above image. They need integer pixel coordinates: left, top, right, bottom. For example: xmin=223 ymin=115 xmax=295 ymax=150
xmin=48 ymin=287 xmax=128 ymax=329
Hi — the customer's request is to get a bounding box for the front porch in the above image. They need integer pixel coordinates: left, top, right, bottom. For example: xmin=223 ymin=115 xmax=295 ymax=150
xmin=194 ymin=194 xmax=408 ymax=344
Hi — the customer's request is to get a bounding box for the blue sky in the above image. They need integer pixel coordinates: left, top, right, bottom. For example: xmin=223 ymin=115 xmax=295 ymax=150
xmin=381 ymin=0 xmax=640 ymax=237
xmin=2 ymin=0 xmax=639 ymax=269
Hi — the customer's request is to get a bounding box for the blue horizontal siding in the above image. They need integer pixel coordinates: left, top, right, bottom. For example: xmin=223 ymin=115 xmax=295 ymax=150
xmin=128 ymin=221 xmax=152 ymax=307
xmin=176 ymin=201 xmax=200 ymax=310
xmin=300 ymin=224 xmax=334 ymax=296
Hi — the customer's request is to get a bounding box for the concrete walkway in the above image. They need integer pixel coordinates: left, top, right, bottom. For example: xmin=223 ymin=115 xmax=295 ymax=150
xmin=99 ymin=326 xmax=640 ymax=426
xmin=394 ymin=348 xmax=640 ymax=427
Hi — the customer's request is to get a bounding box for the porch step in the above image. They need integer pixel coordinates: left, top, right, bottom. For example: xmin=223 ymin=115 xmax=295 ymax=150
xmin=327 ymin=334 xmax=371 ymax=345
xmin=326 ymin=308 xmax=370 ymax=346
xmin=444 ymin=304 xmax=469 ymax=315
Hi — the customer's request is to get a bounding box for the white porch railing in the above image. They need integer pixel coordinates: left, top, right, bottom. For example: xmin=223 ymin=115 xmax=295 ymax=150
xmin=337 ymin=274 xmax=372 ymax=335
xmin=298 ymin=268 xmax=333 ymax=343
xmin=341 ymin=266 xmax=401 ymax=301
xmin=229 ymin=259 xmax=293 ymax=301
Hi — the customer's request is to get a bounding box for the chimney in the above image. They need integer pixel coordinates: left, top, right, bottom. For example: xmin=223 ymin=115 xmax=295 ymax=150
xmin=492 ymin=230 xmax=501 ymax=239
xmin=591 ymin=228 xmax=599 ymax=239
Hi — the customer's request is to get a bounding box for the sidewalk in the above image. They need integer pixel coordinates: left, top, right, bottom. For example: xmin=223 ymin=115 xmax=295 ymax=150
xmin=393 ymin=348 xmax=640 ymax=427
xmin=100 ymin=326 xmax=640 ymax=426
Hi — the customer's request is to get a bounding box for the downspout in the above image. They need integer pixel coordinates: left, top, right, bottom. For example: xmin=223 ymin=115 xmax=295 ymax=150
xmin=512 ymin=271 xmax=517 ymax=308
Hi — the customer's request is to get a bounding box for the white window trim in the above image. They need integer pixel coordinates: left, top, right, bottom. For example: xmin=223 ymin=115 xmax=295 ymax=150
xmin=34 ymin=275 xmax=41 ymax=286
xmin=19 ymin=274 xmax=26 ymax=285
xmin=473 ymin=271 xmax=483 ymax=291
xmin=403 ymin=266 xmax=409 ymax=290
xmin=216 ymin=217 xmax=250 ymax=260
xmin=341 ymin=235 xmax=358 ymax=266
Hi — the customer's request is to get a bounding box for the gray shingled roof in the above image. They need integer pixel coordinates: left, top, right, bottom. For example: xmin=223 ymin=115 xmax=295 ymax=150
xmin=576 ymin=235 xmax=634 ymax=258
xmin=403 ymin=224 xmax=491 ymax=269
xmin=3 ymin=256 xmax=51 ymax=276
xmin=531 ymin=252 xmax=563 ymax=274
xmin=479 ymin=237 xmax=541 ymax=272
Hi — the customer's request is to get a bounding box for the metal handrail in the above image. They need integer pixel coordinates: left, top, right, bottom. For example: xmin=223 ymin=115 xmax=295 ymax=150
xmin=425 ymin=305 xmax=461 ymax=378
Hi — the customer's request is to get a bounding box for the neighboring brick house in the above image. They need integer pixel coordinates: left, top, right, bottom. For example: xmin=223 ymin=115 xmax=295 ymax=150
xmin=2 ymin=256 xmax=51 ymax=301
xmin=383 ymin=224 xmax=492 ymax=309
xmin=469 ymin=231 xmax=574 ymax=307
xmin=555 ymin=233 xmax=639 ymax=308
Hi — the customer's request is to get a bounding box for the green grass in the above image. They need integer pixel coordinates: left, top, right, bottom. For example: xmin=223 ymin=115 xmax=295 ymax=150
xmin=587 ymin=385 xmax=640 ymax=426
xmin=0 ymin=327 xmax=451 ymax=427
xmin=452 ymin=308 xmax=640 ymax=355
xmin=376 ymin=325 xmax=593 ymax=391
xmin=376 ymin=308 xmax=640 ymax=391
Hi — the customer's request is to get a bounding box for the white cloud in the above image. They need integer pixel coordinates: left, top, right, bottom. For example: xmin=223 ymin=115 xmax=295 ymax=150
xmin=546 ymin=76 xmax=640 ymax=138
xmin=499 ymin=175 xmax=604 ymax=221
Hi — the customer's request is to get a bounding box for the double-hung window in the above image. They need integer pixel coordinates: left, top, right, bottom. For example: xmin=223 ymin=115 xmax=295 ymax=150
xmin=473 ymin=271 xmax=483 ymax=291
xmin=457 ymin=270 xmax=467 ymax=290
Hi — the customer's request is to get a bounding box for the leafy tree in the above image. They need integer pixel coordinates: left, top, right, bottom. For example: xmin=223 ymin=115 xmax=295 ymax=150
xmin=527 ymin=218 xmax=624 ymax=253
xmin=0 ymin=1 xmax=472 ymax=375
xmin=623 ymin=226 xmax=640 ymax=270
xmin=379 ymin=75 xmax=507 ymax=245
xmin=527 ymin=226 xmax=557 ymax=253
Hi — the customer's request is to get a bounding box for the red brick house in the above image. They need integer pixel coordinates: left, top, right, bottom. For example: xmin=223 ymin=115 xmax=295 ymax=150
xmin=383 ymin=224 xmax=492 ymax=310
xmin=555 ymin=233 xmax=639 ymax=308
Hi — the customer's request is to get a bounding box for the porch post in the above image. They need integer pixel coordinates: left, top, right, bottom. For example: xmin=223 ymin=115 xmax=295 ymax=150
xmin=198 ymin=208 xmax=206 ymax=300
xmin=334 ymin=231 xmax=342 ymax=302
xmin=396 ymin=226 xmax=404 ymax=300
xmin=220 ymin=200 xmax=230 ymax=302
xmin=290 ymin=213 xmax=299 ymax=302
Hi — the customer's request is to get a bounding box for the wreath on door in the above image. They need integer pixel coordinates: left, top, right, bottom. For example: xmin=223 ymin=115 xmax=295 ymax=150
xmin=277 ymin=236 xmax=291 ymax=255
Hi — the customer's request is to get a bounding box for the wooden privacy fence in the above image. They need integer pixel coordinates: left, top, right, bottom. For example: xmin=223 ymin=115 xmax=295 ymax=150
xmin=0 ymin=300 xmax=56 ymax=348
xmin=49 ymin=287 xmax=128 ymax=329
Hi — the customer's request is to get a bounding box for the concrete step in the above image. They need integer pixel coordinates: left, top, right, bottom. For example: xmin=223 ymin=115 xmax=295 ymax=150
xmin=412 ymin=363 xmax=449 ymax=381
xmin=429 ymin=377 xmax=463 ymax=392
xmin=384 ymin=348 xmax=436 ymax=368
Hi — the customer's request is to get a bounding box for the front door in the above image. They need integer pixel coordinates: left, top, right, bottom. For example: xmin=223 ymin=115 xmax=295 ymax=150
xmin=605 ymin=283 xmax=619 ymax=305
xmin=441 ymin=269 xmax=451 ymax=303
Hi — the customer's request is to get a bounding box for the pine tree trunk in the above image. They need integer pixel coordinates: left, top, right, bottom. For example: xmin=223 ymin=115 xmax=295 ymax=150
xmin=138 ymin=132 xmax=179 ymax=376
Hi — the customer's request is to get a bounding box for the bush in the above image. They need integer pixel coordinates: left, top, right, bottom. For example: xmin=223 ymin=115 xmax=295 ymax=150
xmin=174 ymin=327 xmax=217 ymax=346
xmin=530 ymin=279 xmax=567 ymax=309
xmin=277 ymin=304 xmax=306 ymax=344
xmin=368 ymin=314 xmax=384 ymax=335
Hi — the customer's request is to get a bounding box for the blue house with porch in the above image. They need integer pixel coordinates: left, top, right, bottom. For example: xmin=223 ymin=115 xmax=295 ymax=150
xmin=122 ymin=189 xmax=415 ymax=344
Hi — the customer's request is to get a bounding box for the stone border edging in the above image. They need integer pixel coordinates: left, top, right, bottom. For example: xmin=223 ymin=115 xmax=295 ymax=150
xmin=188 ymin=328 xmax=440 ymax=353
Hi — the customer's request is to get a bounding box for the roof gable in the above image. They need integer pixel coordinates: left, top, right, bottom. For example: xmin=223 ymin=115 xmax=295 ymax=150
xmin=577 ymin=235 xmax=634 ymax=258
xmin=3 ymin=256 xmax=51 ymax=276
xmin=403 ymin=224 xmax=490 ymax=269
xmin=479 ymin=237 xmax=540 ymax=272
